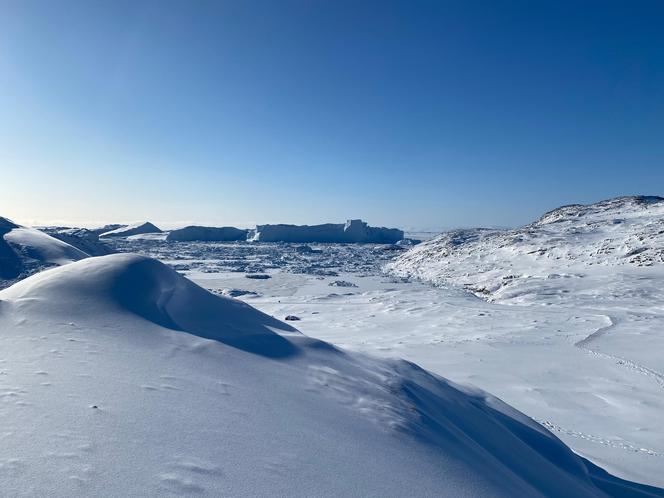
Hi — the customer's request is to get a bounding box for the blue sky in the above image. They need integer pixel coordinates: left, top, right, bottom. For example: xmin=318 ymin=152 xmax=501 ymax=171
xmin=1 ymin=0 xmax=663 ymax=229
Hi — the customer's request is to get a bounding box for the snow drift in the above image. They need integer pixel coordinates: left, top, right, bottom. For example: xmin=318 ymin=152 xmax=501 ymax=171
xmin=0 ymin=216 xmax=89 ymax=287
xmin=0 ymin=253 xmax=659 ymax=496
xmin=251 ymin=219 xmax=404 ymax=244
xmin=166 ymin=225 xmax=248 ymax=242
xmin=388 ymin=196 xmax=664 ymax=302
xmin=99 ymin=221 xmax=162 ymax=238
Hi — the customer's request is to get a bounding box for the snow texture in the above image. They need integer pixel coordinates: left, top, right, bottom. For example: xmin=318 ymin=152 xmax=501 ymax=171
xmin=0 ymin=253 xmax=659 ymax=497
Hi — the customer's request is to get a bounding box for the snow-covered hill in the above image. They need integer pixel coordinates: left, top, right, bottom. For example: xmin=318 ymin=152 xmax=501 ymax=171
xmin=0 ymin=253 xmax=657 ymax=496
xmin=0 ymin=217 xmax=89 ymax=288
xmin=388 ymin=196 xmax=664 ymax=303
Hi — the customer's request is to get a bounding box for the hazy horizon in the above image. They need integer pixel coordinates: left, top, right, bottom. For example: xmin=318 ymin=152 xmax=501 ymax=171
xmin=5 ymin=192 xmax=663 ymax=233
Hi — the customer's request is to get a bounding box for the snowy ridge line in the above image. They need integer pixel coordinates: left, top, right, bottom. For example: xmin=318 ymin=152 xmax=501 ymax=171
xmin=387 ymin=195 xmax=664 ymax=303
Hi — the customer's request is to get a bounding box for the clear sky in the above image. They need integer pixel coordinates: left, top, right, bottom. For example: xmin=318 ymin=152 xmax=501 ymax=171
xmin=1 ymin=0 xmax=663 ymax=230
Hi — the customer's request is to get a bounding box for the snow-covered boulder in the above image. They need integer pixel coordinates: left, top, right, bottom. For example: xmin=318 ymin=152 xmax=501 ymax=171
xmin=388 ymin=196 xmax=664 ymax=302
xmin=251 ymin=219 xmax=404 ymax=244
xmin=99 ymin=221 xmax=162 ymax=238
xmin=166 ymin=225 xmax=248 ymax=242
xmin=1 ymin=216 xmax=89 ymax=287
xmin=0 ymin=252 xmax=655 ymax=496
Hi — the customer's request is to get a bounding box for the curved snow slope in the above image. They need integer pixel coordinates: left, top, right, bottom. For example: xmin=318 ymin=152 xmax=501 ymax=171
xmin=0 ymin=254 xmax=659 ymax=497
xmin=0 ymin=217 xmax=89 ymax=282
xmin=389 ymin=196 xmax=664 ymax=302
xmin=99 ymin=221 xmax=162 ymax=238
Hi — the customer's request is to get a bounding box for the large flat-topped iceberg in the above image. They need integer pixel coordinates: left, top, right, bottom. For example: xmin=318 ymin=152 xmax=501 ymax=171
xmin=251 ymin=219 xmax=404 ymax=244
xmin=167 ymin=225 xmax=249 ymax=242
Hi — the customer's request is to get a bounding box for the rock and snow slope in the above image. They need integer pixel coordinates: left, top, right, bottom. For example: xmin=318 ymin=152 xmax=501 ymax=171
xmin=0 ymin=217 xmax=89 ymax=287
xmin=389 ymin=196 xmax=664 ymax=303
xmin=378 ymin=195 xmax=664 ymax=486
xmin=0 ymin=254 xmax=658 ymax=497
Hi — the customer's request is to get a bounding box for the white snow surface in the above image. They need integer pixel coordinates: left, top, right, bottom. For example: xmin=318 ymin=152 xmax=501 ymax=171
xmin=0 ymin=253 xmax=657 ymax=497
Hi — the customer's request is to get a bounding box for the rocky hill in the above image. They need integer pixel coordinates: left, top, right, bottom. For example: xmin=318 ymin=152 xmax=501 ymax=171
xmin=388 ymin=196 xmax=664 ymax=303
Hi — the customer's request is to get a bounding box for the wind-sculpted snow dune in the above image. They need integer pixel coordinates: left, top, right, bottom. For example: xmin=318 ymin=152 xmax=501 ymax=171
xmin=389 ymin=196 xmax=664 ymax=303
xmin=0 ymin=254 xmax=660 ymax=496
xmin=0 ymin=216 xmax=89 ymax=288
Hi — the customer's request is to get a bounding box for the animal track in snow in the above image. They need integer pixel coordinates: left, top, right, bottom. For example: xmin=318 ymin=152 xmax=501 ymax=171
xmin=539 ymin=420 xmax=663 ymax=457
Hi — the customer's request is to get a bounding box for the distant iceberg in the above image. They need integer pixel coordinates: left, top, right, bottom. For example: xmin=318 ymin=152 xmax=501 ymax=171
xmin=251 ymin=219 xmax=403 ymax=244
xmin=167 ymin=226 xmax=248 ymax=242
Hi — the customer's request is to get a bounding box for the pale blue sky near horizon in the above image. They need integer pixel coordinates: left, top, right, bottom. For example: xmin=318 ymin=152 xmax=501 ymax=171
xmin=1 ymin=0 xmax=663 ymax=230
